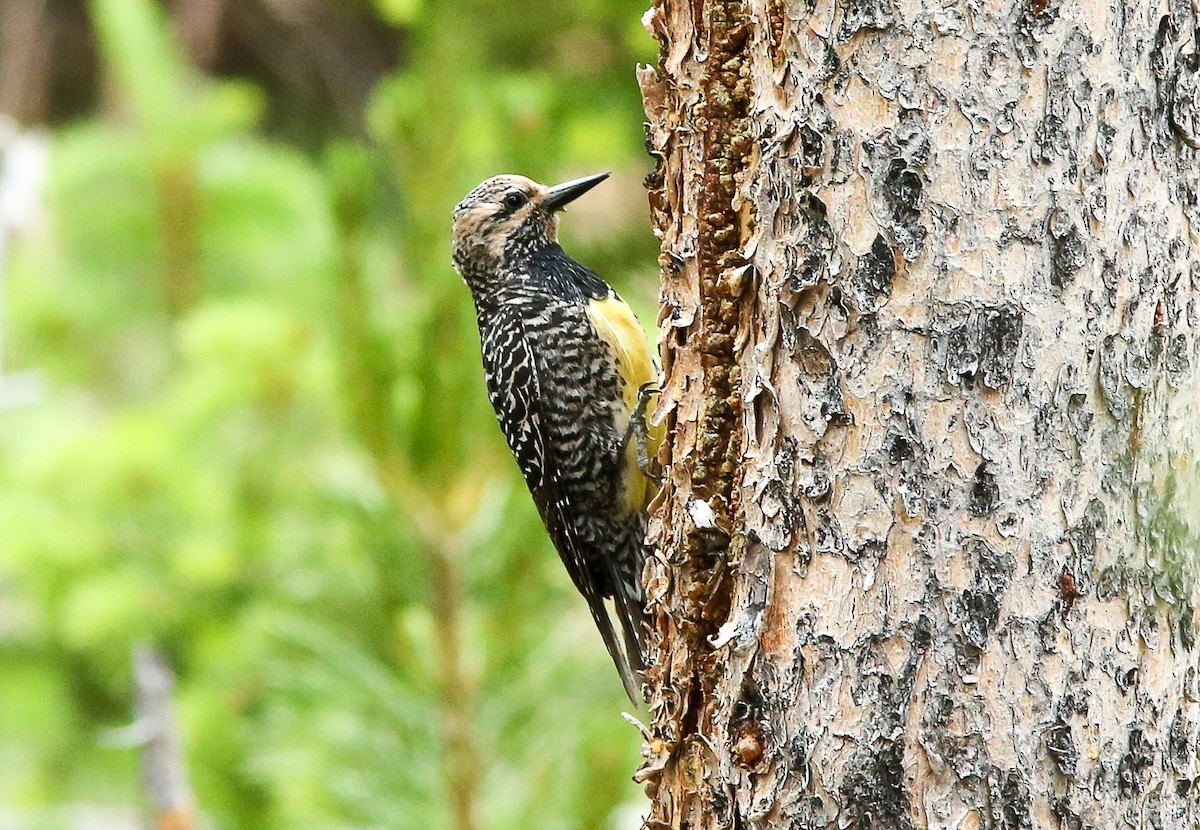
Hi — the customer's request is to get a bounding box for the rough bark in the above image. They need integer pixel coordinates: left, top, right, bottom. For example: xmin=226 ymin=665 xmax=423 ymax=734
xmin=638 ymin=0 xmax=1200 ymax=827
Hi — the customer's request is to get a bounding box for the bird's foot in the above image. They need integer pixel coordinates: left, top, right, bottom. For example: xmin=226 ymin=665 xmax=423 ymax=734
xmin=621 ymin=382 xmax=662 ymax=482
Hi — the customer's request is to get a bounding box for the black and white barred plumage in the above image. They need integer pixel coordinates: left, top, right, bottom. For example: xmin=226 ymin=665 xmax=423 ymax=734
xmin=452 ymin=173 xmax=660 ymax=701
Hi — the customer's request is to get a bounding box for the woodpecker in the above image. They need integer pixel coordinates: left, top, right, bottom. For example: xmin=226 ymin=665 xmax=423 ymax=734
xmin=452 ymin=172 xmax=661 ymax=701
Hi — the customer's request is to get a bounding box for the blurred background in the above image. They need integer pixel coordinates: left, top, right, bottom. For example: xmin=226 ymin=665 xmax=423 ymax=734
xmin=0 ymin=0 xmax=660 ymax=827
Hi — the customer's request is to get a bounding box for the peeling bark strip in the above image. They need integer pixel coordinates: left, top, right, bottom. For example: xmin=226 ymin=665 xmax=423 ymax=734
xmin=640 ymin=0 xmax=1200 ymax=828
xmin=639 ymin=0 xmax=755 ymax=786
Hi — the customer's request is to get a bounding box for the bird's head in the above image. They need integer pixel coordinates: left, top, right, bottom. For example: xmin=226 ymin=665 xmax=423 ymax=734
xmin=452 ymin=172 xmax=608 ymax=283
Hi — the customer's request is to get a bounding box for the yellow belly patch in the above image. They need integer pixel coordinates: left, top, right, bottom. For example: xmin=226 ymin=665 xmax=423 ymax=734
xmin=586 ymin=294 xmax=664 ymax=512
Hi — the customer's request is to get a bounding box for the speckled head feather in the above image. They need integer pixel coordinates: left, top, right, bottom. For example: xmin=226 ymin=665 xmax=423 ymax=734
xmin=452 ymin=173 xmax=609 ymax=289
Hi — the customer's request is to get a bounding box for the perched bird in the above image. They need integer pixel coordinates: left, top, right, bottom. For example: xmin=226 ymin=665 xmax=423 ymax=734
xmin=452 ymin=172 xmax=662 ymax=701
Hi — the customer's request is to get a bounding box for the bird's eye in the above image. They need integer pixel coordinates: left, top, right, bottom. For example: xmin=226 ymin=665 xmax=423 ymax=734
xmin=502 ymin=192 xmax=527 ymax=211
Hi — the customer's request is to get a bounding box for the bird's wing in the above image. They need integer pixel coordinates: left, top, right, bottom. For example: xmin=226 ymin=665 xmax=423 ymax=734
xmin=480 ymin=306 xmax=641 ymax=702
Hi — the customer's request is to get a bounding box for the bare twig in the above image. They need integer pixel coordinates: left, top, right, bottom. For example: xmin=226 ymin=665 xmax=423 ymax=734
xmin=132 ymin=647 xmax=196 ymax=830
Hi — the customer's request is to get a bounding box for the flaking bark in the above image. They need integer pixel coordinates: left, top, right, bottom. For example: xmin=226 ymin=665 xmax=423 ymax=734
xmin=638 ymin=0 xmax=1200 ymax=827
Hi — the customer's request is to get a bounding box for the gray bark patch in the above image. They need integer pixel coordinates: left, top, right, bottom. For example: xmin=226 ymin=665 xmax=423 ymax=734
xmin=840 ymin=739 xmax=913 ymax=830
xmin=932 ymin=303 xmax=1023 ymax=390
xmin=862 ymin=119 xmax=929 ymax=262
xmin=850 ymin=234 xmax=897 ymax=313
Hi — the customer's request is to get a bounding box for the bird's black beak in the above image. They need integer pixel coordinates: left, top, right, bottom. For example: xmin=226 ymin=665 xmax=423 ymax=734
xmin=542 ymin=172 xmax=609 ymax=212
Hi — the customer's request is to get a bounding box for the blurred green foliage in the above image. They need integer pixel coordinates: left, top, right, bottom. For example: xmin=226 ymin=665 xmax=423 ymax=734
xmin=0 ymin=0 xmax=660 ymax=827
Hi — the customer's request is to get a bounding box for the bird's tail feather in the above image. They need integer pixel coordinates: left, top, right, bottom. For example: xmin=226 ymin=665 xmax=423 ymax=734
xmin=600 ymin=530 xmax=649 ymax=704
xmin=588 ymin=602 xmax=641 ymax=703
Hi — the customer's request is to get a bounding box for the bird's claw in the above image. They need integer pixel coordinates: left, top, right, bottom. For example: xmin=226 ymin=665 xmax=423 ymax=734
xmin=622 ymin=382 xmax=662 ymax=482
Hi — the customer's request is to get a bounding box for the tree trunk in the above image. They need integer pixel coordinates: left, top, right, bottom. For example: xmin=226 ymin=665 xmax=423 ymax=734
xmin=637 ymin=0 xmax=1200 ymax=827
